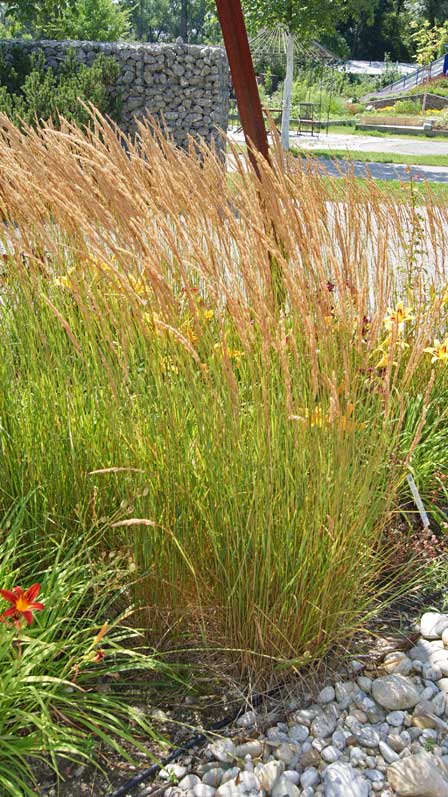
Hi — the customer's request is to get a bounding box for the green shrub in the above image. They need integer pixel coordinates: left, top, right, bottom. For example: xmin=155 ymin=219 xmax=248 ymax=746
xmin=433 ymin=108 xmax=448 ymax=128
xmin=0 ymin=46 xmax=121 ymax=128
xmin=290 ymin=79 xmax=348 ymax=117
xmin=393 ymin=98 xmax=423 ymax=114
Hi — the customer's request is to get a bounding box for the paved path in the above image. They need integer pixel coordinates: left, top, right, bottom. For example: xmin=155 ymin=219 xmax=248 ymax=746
xmin=312 ymin=158 xmax=448 ymax=183
xmin=283 ymin=131 xmax=448 ymax=157
xmin=230 ymin=129 xmax=448 ymax=157
xmin=229 ymin=130 xmax=448 ymax=183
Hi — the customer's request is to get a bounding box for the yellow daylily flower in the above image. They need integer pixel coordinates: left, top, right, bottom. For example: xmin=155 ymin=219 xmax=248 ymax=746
xmin=375 ymin=332 xmax=409 ymax=369
xmin=290 ymin=401 xmax=359 ymax=431
xmin=214 ymin=342 xmax=244 ymax=365
xmin=53 ymin=266 xmax=76 ymax=288
xmin=184 ymin=325 xmax=198 ymax=345
xmin=291 ymin=405 xmax=325 ymax=428
xmin=384 ymin=301 xmax=413 ymax=333
xmin=424 ymin=338 xmax=448 ymax=363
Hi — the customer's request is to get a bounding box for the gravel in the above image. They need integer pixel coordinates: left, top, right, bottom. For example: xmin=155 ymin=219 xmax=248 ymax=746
xmin=39 ymin=610 xmax=448 ymax=796
xmin=140 ymin=611 xmax=448 ymax=797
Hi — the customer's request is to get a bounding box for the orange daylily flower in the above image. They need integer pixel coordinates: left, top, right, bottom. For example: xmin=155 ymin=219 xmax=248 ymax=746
xmin=0 ymin=583 xmax=45 ymax=626
xmin=92 ymin=648 xmax=106 ymax=663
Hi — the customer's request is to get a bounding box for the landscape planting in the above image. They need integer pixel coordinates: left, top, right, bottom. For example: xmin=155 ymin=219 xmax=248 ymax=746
xmin=2 ymin=1 xmax=448 ymax=793
xmin=1 ymin=117 xmax=448 ymax=674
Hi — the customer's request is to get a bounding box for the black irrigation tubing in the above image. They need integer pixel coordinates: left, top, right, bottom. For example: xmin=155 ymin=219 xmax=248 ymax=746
xmin=107 ymin=684 xmax=284 ymax=797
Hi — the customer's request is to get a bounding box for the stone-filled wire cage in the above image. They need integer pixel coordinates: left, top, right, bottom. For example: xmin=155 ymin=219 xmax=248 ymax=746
xmin=0 ymin=38 xmax=231 ymax=153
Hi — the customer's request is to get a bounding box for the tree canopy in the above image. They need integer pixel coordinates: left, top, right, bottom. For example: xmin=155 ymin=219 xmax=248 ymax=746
xmin=2 ymin=0 xmax=448 ymax=61
xmin=3 ymin=0 xmax=130 ymax=40
xmin=242 ymin=0 xmax=377 ymax=40
xmin=120 ymin=0 xmax=217 ymax=42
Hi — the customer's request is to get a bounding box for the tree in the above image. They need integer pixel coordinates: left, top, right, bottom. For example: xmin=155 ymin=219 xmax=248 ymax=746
xmin=340 ymin=0 xmax=413 ymax=61
xmin=120 ymin=0 xmax=215 ymax=42
xmin=119 ymin=0 xmax=173 ymax=41
xmin=410 ymin=18 xmax=448 ymax=63
xmin=55 ymin=0 xmax=130 ymax=40
xmin=180 ymin=0 xmax=188 ymax=40
xmin=5 ymin=0 xmax=130 ymax=40
xmin=5 ymin=0 xmax=71 ymax=31
xmin=243 ymin=0 xmax=377 ymax=149
xmin=0 ymin=1 xmax=26 ymax=37
xmin=408 ymin=0 xmax=448 ymax=26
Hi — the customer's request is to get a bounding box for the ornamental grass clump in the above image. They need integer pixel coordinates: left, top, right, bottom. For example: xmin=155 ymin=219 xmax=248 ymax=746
xmin=0 ymin=113 xmax=448 ymax=670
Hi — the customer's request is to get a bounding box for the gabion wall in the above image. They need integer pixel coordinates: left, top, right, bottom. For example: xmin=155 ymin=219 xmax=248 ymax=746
xmin=0 ymin=39 xmax=230 ymax=151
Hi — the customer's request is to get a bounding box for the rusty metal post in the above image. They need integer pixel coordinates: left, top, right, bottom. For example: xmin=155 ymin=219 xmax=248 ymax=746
xmin=215 ymin=0 xmax=270 ymax=170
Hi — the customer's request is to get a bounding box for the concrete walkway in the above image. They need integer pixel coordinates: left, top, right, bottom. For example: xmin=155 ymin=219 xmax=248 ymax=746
xmin=286 ymin=131 xmax=448 ymax=157
xmin=229 ymin=130 xmax=448 ymax=183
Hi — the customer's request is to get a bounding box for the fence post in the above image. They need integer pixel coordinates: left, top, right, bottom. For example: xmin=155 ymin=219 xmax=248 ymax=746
xmin=215 ymin=0 xmax=270 ymax=171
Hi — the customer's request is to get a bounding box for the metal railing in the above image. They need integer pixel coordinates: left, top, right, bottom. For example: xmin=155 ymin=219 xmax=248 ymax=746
xmin=376 ymin=54 xmax=445 ymax=96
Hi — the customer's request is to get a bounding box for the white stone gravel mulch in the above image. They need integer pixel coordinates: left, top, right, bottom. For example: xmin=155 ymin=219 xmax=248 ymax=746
xmin=153 ymin=611 xmax=448 ymax=797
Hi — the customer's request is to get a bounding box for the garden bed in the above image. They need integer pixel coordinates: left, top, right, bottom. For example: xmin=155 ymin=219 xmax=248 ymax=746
xmin=1 ymin=114 xmax=448 ymax=794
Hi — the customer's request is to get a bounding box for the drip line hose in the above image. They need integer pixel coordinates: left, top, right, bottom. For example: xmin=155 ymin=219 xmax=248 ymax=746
xmin=107 ymin=685 xmax=283 ymax=797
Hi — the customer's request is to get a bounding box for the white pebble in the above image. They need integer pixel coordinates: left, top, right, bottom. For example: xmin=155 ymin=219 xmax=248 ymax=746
xmin=386 ymin=711 xmax=405 ymax=727
xmin=257 ymin=761 xmax=284 ymax=791
xmin=300 ymin=768 xmax=320 ymax=789
xmin=321 ymin=746 xmax=340 ymax=763
xmin=220 ymin=768 xmax=241 ymax=785
xmin=194 ymin=785 xmax=216 ymax=797
xmin=209 ymin=740 xmax=236 ymax=764
xmin=292 ymin=709 xmax=316 ymax=725
xmin=202 ymin=769 xmax=224 ymax=788
xmin=271 ymin=774 xmax=300 ymax=797
xmin=237 ymin=711 xmax=257 ymax=728
xmin=235 ymin=741 xmax=263 ymax=758
xmin=331 ymin=730 xmax=347 ymax=751
xmin=179 ymin=776 xmax=201 ymax=791
xmin=378 ymin=740 xmax=399 ymax=763
xmin=288 ymin=724 xmax=309 ymax=743
xmin=238 ymin=771 xmax=260 ymax=791
xmin=216 ymin=780 xmax=241 ymax=797
xmin=420 ymin=612 xmax=448 ymax=640
xmin=283 ymin=770 xmax=300 ymax=785
xmin=350 ymin=746 xmax=365 ymax=766
xmin=357 ymin=677 xmax=372 ymax=693
xmin=317 ymin=686 xmax=336 ymax=704
xmin=365 ymin=769 xmax=384 ymax=783
xmin=433 ymin=690 xmax=447 ymax=716
xmin=274 ymin=742 xmax=299 ymax=766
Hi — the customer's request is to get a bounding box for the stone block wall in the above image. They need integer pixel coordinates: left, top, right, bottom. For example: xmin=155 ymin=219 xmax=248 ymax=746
xmin=0 ymin=39 xmax=230 ymax=151
xmin=370 ymin=92 xmax=448 ymax=111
